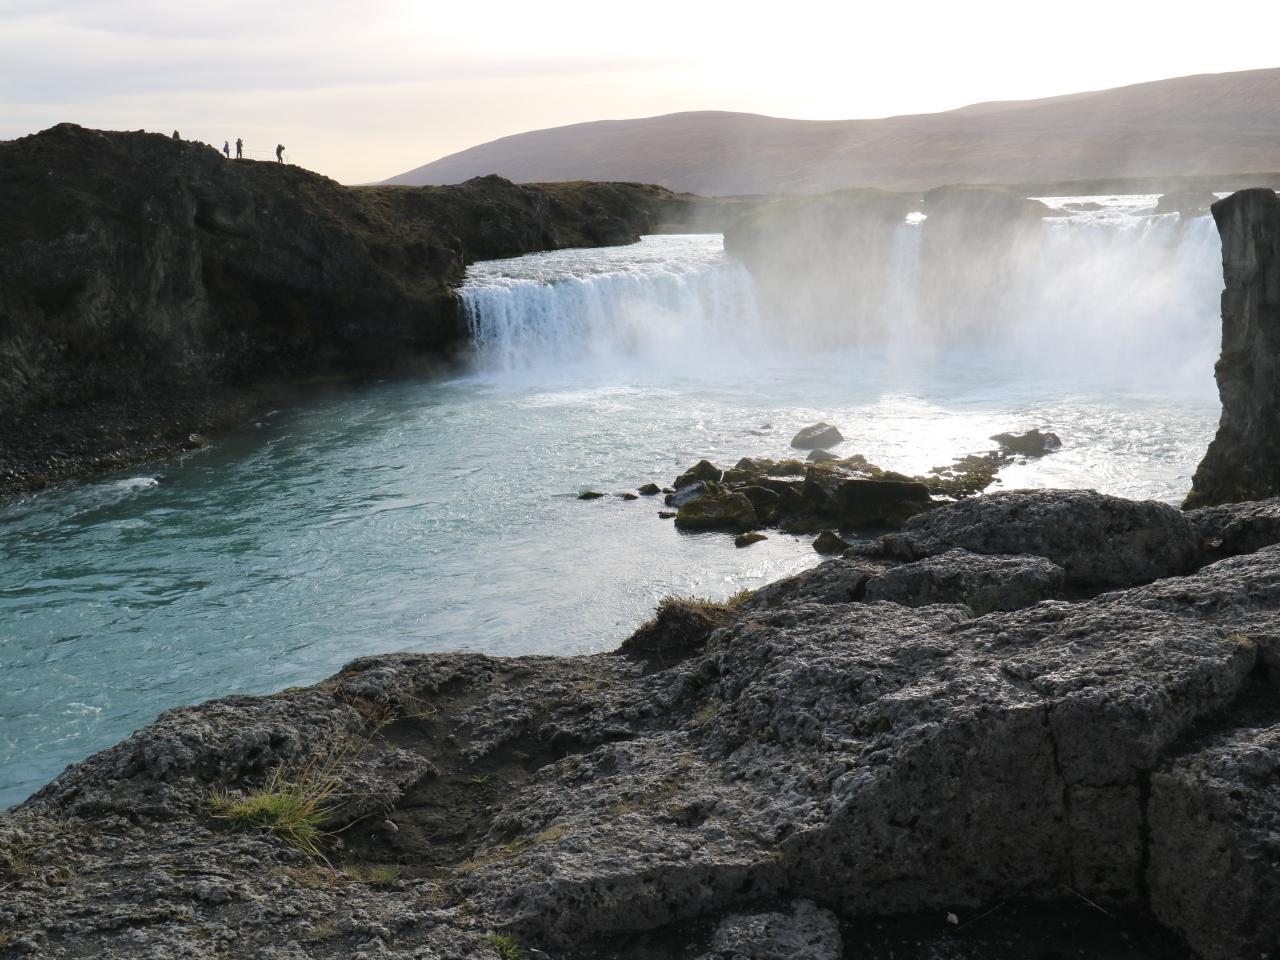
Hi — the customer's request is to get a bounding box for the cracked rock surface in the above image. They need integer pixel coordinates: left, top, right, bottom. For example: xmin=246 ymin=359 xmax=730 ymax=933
xmin=3 ymin=491 xmax=1280 ymax=959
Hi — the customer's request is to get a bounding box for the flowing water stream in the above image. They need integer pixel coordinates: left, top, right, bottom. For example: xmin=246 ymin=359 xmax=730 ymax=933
xmin=0 ymin=200 xmax=1224 ymax=807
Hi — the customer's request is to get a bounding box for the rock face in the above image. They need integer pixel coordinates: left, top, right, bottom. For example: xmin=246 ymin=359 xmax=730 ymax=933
xmin=875 ymin=489 xmax=1201 ymax=588
xmin=697 ymin=900 xmax=843 ymax=960
xmin=863 ymin=548 xmax=1064 ymax=613
xmin=1185 ymin=188 xmax=1280 ymax=508
xmin=1186 ymin=496 xmax=1280 ymax=557
xmin=0 ymin=123 xmax=686 ymax=497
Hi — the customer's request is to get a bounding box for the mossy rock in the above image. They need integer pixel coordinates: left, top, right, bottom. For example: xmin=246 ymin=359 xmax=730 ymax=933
xmin=674 ymin=459 xmax=723 ymax=489
xmin=674 ymin=492 xmax=759 ymax=531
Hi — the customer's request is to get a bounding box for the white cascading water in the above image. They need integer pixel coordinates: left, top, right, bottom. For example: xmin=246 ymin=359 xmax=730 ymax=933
xmin=461 ymin=235 xmax=761 ymax=376
xmin=460 ymin=200 xmax=1224 ymax=391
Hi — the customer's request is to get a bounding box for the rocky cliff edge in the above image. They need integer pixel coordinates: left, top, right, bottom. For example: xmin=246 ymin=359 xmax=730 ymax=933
xmin=0 ymin=124 xmax=692 ymax=497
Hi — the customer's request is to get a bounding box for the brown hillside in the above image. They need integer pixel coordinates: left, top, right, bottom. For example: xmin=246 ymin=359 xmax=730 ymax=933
xmin=384 ymin=67 xmax=1280 ymax=195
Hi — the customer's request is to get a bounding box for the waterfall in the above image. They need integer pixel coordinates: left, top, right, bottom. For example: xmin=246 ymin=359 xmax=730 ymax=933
xmin=460 ymin=237 xmax=762 ymax=375
xmin=459 ymin=213 xmax=1223 ymax=389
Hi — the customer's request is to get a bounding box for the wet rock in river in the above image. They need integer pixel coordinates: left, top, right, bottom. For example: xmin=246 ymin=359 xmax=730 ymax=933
xmin=734 ymin=532 xmax=768 ymax=548
xmin=813 ymin=530 xmax=850 ymax=554
xmin=637 ymin=483 xmax=662 ymax=496
xmin=790 ymin=422 xmax=844 ymax=450
xmin=990 ymin=428 xmax=1062 ymax=457
xmin=674 ymin=492 xmax=759 ymax=531
xmin=674 ymin=459 xmax=723 ymax=489
xmin=804 ymin=467 xmax=933 ymax=529
xmin=806 ymin=448 xmax=839 ymax=463
xmin=669 ymin=480 xmax=720 ymax=509
xmin=577 ymin=490 xmax=606 ymax=500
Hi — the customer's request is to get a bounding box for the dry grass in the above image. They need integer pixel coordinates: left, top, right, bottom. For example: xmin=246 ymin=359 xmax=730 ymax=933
xmin=209 ymin=768 xmax=336 ymax=859
xmin=343 ymin=863 xmax=402 ymax=889
xmin=485 ymin=933 xmax=526 ymax=959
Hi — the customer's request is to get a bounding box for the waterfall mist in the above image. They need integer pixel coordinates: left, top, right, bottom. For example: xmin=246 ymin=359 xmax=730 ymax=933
xmin=461 ymin=197 xmax=1223 ymax=397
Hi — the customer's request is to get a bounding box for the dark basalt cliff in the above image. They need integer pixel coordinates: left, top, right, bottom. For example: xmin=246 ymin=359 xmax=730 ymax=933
xmin=1185 ymin=188 xmax=1280 ymax=507
xmin=0 ymin=123 xmax=690 ymax=496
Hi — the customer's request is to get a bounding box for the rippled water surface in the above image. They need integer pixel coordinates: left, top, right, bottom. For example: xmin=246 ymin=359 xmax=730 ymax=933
xmin=1 ymin=223 xmax=1223 ymax=807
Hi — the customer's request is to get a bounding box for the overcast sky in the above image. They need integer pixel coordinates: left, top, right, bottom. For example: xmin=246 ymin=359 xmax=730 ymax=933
xmin=2 ymin=0 xmax=1277 ymax=184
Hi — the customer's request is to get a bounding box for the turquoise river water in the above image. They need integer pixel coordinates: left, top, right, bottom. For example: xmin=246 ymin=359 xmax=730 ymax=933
xmin=0 ymin=205 xmax=1225 ymax=807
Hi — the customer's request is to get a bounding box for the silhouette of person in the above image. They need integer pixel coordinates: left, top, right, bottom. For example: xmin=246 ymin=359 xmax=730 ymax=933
xmin=235 ymin=137 xmax=243 ymax=159
xmin=275 ymin=144 xmax=285 ymax=163
xmin=172 ymin=130 xmax=180 ymax=140
xmin=222 ymin=141 xmax=230 ymax=158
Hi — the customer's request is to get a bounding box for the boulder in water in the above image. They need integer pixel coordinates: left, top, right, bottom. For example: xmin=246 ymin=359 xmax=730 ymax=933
xmin=637 ymin=483 xmax=662 ymax=496
xmin=813 ymin=530 xmax=850 ymax=554
xmin=791 ymin=422 xmax=844 ymax=450
xmin=658 ymin=510 xmax=676 ymax=519
xmin=616 ymin=492 xmax=639 ymax=501
xmin=804 ymin=468 xmax=933 ymax=529
xmin=674 ymin=459 xmax=723 ymax=489
xmin=806 ymin=448 xmax=839 ymax=463
xmin=734 ymin=532 xmax=768 ymax=548
xmin=990 ymin=428 xmax=1062 ymax=457
xmin=669 ymin=480 xmax=720 ymax=509
xmin=577 ymin=490 xmax=606 ymax=500
xmin=674 ymin=492 xmax=759 ymax=531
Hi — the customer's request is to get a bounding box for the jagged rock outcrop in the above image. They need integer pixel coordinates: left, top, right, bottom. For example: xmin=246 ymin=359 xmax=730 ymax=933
xmin=0 ymin=124 xmax=688 ymax=497
xmin=1185 ymin=188 xmax=1280 ymax=508
xmin=874 ymin=488 xmax=1201 ymax=588
xmin=6 ymin=489 xmax=1280 ymax=959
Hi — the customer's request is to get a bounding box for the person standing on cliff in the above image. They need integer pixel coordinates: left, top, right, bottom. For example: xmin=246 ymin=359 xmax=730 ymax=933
xmin=235 ymin=137 xmax=243 ymax=159
xmin=222 ymin=141 xmax=230 ymax=158
xmin=172 ymin=130 xmax=180 ymax=140
xmin=275 ymin=144 xmax=285 ymax=163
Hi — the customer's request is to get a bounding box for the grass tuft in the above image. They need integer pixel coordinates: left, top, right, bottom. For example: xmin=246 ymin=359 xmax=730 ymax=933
xmin=343 ymin=863 xmax=402 ymax=889
xmin=485 ymin=933 xmax=526 ymax=959
xmin=209 ymin=768 xmax=337 ymax=859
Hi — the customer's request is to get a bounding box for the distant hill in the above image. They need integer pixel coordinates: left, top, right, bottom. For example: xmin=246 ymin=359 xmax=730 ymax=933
xmin=383 ymin=68 xmax=1280 ymax=195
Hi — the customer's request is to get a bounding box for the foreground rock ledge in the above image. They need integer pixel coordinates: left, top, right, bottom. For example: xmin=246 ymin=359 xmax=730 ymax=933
xmin=5 ymin=490 xmax=1280 ymax=959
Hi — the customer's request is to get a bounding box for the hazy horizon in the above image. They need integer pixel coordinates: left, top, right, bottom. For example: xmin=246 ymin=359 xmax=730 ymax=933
xmin=2 ymin=0 xmax=1279 ymax=184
